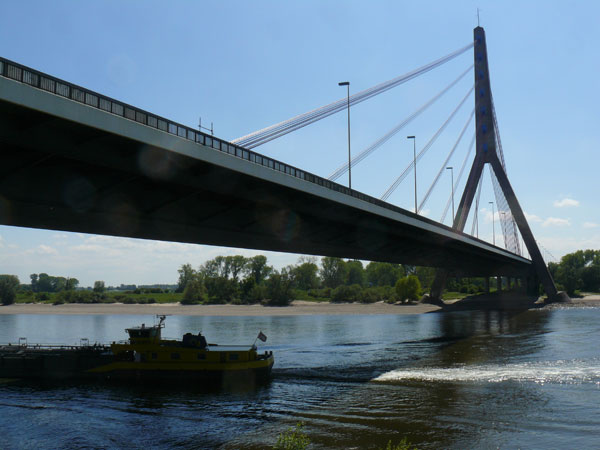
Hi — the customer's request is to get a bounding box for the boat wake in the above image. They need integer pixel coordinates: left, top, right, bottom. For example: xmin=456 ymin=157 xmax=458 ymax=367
xmin=372 ymin=359 xmax=600 ymax=384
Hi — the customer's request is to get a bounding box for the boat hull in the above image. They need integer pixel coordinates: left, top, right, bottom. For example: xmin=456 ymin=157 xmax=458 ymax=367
xmin=0 ymin=346 xmax=274 ymax=385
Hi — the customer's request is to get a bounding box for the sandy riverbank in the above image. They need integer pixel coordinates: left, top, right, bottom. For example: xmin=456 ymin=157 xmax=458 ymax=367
xmin=0 ymin=300 xmax=441 ymax=316
xmin=1 ymin=295 xmax=597 ymax=316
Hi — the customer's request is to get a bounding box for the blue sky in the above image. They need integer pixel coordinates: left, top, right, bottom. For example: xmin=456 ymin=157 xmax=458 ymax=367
xmin=1 ymin=1 xmax=598 ymax=286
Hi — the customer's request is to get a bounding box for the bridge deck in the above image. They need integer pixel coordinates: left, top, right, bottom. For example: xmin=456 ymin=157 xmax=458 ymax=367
xmin=0 ymin=57 xmax=531 ymax=276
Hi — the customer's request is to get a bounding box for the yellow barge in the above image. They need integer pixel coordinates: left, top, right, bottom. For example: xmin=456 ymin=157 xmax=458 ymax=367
xmin=0 ymin=316 xmax=274 ymax=385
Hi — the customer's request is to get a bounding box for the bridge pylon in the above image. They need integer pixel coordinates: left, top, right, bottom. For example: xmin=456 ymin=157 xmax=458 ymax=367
xmin=429 ymin=26 xmax=569 ymax=304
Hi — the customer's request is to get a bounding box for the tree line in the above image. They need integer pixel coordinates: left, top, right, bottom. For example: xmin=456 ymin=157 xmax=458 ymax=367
xmin=548 ymin=249 xmax=600 ymax=296
xmin=176 ymin=255 xmax=440 ymax=306
xmin=0 ymin=252 xmax=510 ymax=306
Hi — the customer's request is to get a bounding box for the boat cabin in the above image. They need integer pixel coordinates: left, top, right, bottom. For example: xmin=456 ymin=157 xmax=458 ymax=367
xmin=125 ymin=323 xmax=162 ymax=343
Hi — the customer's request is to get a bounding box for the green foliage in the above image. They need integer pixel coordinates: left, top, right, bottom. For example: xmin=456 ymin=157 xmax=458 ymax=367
xmin=36 ymin=292 xmax=50 ymax=302
xmin=274 ymin=423 xmax=310 ymax=450
xmin=395 ymin=275 xmax=422 ymax=302
xmin=366 ymin=262 xmax=404 ymax=287
xmin=307 ymin=287 xmax=331 ymax=300
xmin=292 ymin=261 xmax=320 ymax=290
xmin=245 ymin=255 xmax=273 ymax=285
xmin=248 ymin=283 xmax=267 ymax=304
xmin=0 ymin=275 xmax=19 ymax=305
xmin=379 ymin=438 xmax=418 ymax=450
xmin=415 ymin=266 xmax=435 ymax=290
xmin=550 ymin=249 xmax=600 ymax=295
xmin=53 ymin=290 xmax=108 ymax=304
xmin=177 ymin=263 xmax=196 ymax=293
xmin=182 ymin=278 xmax=207 ymax=304
xmin=93 ymin=280 xmax=106 ymax=293
xmin=345 ymin=260 xmax=365 ymax=286
xmin=30 ymin=273 xmax=78 ymax=293
xmin=264 ymin=269 xmax=295 ymax=306
xmin=320 ymin=257 xmax=347 ymax=288
xmin=331 ymin=284 xmax=363 ymax=303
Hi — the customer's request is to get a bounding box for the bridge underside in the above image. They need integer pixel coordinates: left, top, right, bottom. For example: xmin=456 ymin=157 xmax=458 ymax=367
xmin=0 ymin=86 xmax=530 ymax=277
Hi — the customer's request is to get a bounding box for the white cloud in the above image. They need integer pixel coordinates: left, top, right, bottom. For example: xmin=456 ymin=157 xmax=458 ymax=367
xmin=554 ymin=198 xmax=579 ymax=208
xmin=524 ymin=212 xmax=543 ymax=223
xmin=420 ymin=208 xmax=431 ymax=217
xmin=0 ymin=235 xmax=4 ymax=248
xmin=25 ymin=244 xmax=59 ymax=255
xmin=583 ymin=222 xmax=599 ymax=229
xmin=542 ymin=217 xmax=571 ymax=227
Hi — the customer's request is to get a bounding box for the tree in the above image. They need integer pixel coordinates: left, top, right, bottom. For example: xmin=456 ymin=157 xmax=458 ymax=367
xmin=93 ymin=281 xmax=106 ymax=293
xmin=36 ymin=273 xmax=54 ymax=292
xmin=265 ymin=269 xmax=295 ymax=306
xmin=395 ymin=275 xmax=422 ymax=302
xmin=415 ymin=266 xmax=436 ymax=290
xmin=366 ymin=262 xmax=403 ymax=287
xmin=226 ymin=255 xmax=247 ymax=282
xmin=30 ymin=273 xmax=38 ymax=292
xmin=320 ymin=257 xmax=347 ymax=288
xmin=331 ymin=284 xmax=363 ymax=303
xmin=65 ymin=277 xmax=79 ymax=291
xmin=292 ymin=261 xmax=319 ymax=290
xmin=182 ymin=277 xmax=207 ymax=304
xmin=581 ymin=265 xmax=600 ymax=292
xmin=245 ymin=255 xmax=272 ymax=285
xmin=177 ymin=263 xmax=196 ymax=293
xmin=29 ymin=273 xmax=77 ymax=292
xmin=345 ymin=260 xmax=365 ymax=286
xmin=0 ymin=275 xmax=19 ymax=305
xmin=553 ymin=250 xmax=589 ymax=295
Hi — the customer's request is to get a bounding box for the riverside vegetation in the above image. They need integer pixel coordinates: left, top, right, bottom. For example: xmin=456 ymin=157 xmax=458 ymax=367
xmin=2 ymin=249 xmax=595 ymax=307
xmin=0 ymin=256 xmax=480 ymax=306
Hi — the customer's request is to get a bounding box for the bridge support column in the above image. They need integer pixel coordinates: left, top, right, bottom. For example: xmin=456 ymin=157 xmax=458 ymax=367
xmin=429 ymin=25 xmax=568 ymax=304
xmin=496 ymin=276 xmax=502 ymax=292
xmin=484 ymin=277 xmax=490 ymax=293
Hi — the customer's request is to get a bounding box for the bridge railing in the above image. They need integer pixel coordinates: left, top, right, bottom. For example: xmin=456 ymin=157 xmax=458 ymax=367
xmin=0 ymin=56 xmax=513 ymax=251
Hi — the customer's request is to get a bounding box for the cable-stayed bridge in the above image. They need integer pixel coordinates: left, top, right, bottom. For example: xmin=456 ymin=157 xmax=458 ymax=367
xmin=0 ymin=27 xmax=567 ymax=303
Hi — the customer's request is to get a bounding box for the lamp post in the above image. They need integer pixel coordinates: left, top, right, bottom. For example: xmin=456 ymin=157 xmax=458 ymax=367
xmin=338 ymin=81 xmax=351 ymax=190
xmin=489 ymin=201 xmax=495 ymax=246
xmin=407 ymin=136 xmax=417 ymax=213
xmin=446 ymin=166 xmax=454 ymax=225
xmin=475 ymin=195 xmax=479 ymax=238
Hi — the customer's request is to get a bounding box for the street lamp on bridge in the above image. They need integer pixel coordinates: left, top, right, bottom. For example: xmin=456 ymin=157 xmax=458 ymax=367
xmin=500 ymin=211 xmax=507 ymax=249
xmin=407 ymin=135 xmax=417 ymax=214
xmin=338 ymin=81 xmax=351 ymax=190
xmin=489 ymin=201 xmax=495 ymax=246
xmin=446 ymin=166 xmax=454 ymax=225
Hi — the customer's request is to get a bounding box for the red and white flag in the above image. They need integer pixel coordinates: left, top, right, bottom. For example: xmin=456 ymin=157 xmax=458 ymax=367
xmin=257 ymin=331 xmax=267 ymax=342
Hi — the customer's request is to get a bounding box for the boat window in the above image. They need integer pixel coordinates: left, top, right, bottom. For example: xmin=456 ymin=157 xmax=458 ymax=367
xmin=151 ymin=353 xmax=157 ymax=360
xmin=197 ymin=353 xmax=206 ymax=360
xmin=171 ymin=353 xmax=180 ymax=360
xmin=229 ymin=353 xmax=239 ymax=361
xmin=128 ymin=329 xmax=152 ymax=338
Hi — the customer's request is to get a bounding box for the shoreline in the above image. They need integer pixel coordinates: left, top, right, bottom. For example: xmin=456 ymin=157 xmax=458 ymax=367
xmin=0 ymin=300 xmax=441 ymax=316
xmin=1 ymin=295 xmax=598 ymax=316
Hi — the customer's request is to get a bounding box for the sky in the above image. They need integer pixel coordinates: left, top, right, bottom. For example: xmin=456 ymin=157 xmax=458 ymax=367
xmin=1 ymin=1 xmax=599 ymax=287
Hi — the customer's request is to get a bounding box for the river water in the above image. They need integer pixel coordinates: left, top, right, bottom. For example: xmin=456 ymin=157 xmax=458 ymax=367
xmin=0 ymin=307 xmax=599 ymax=449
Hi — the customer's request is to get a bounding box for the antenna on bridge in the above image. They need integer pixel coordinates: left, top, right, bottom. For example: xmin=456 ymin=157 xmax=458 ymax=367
xmin=199 ymin=117 xmax=214 ymax=136
xmin=477 ymin=8 xmax=480 ymax=26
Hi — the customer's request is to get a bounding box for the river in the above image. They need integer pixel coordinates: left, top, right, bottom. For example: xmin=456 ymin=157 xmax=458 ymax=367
xmin=0 ymin=306 xmax=599 ymax=449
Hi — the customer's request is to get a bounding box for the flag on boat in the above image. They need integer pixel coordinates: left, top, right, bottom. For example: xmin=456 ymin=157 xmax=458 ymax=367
xmin=257 ymin=331 xmax=267 ymax=342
